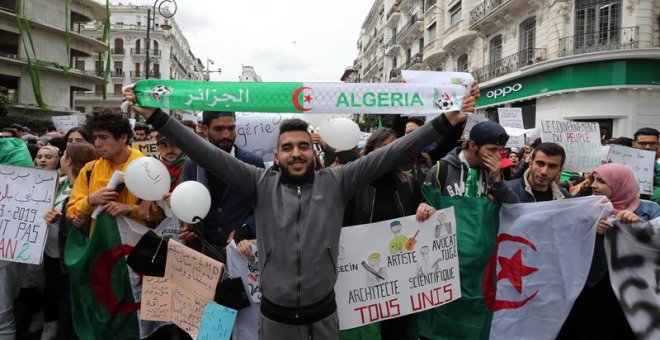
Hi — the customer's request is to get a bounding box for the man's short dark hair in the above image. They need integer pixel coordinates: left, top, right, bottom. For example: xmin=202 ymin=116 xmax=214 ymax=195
xmin=633 ymin=127 xmax=659 ymax=141
xmin=133 ymin=123 xmax=149 ymax=133
xmin=406 ymin=117 xmax=425 ymax=127
xmin=9 ymin=124 xmax=23 ymax=132
xmin=85 ymin=108 xmax=132 ymax=141
xmin=611 ymin=137 xmax=633 ymax=147
xmin=531 ymin=142 xmax=566 ymax=167
xmin=181 ymin=120 xmax=197 ymax=130
xmin=278 ymin=118 xmax=310 ymax=143
xmin=203 ymin=111 xmax=235 ymax=126
xmin=2 ymin=127 xmax=18 ymax=137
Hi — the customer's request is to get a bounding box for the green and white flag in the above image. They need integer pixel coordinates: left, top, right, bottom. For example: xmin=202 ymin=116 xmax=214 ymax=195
xmin=133 ymin=80 xmax=468 ymax=114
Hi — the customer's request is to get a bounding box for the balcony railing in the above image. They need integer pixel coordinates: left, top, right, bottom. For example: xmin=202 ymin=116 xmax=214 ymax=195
xmin=401 ymin=53 xmax=424 ymax=70
xmin=0 ymin=50 xmax=19 ymax=59
xmin=111 ymin=70 xmax=124 ymax=77
xmin=396 ymin=14 xmax=422 ymax=41
xmin=386 ymin=3 xmax=400 ymax=20
xmin=77 ymin=69 xmax=104 ymax=76
xmin=363 ymin=59 xmax=378 ymax=74
xmin=473 ymin=48 xmax=546 ymax=82
xmin=558 ymin=26 xmax=639 ymax=57
xmin=129 ymin=48 xmax=162 ymax=56
xmin=111 ymin=48 xmax=124 ymax=54
xmin=385 ymin=36 xmax=399 ymax=50
xmin=425 ymin=0 xmax=437 ymax=12
xmin=470 ymin=0 xmax=505 ymax=26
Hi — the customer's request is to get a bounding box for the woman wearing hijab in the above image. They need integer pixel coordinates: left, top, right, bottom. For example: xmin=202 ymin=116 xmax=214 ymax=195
xmin=559 ymin=163 xmax=660 ymax=339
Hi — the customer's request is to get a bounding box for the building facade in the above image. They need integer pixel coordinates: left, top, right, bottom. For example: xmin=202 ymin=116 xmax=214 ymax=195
xmin=353 ymin=0 xmax=660 ymax=137
xmin=73 ymin=4 xmax=205 ymax=113
xmin=238 ymin=65 xmax=263 ymax=82
xmin=0 ymin=0 xmax=106 ymax=117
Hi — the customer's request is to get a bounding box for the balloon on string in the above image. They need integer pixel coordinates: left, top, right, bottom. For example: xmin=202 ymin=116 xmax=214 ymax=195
xmin=320 ymin=118 xmax=361 ymax=152
xmin=300 ymin=114 xmax=332 ymax=130
xmin=170 ymin=181 xmax=211 ymax=223
xmin=124 ymin=157 xmax=170 ymax=201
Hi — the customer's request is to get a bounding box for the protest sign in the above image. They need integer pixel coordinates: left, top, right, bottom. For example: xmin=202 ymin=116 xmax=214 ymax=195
xmin=0 ymin=165 xmax=58 ymax=264
xmin=140 ymin=239 xmax=223 ymax=339
xmin=132 ymin=140 xmax=159 ymax=158
xmin=52 ymin=115 xmax=81 ymax=133
xmin=606 ymin=145 xmax=656 ymax=195
xmin=235 ymin=113 xmax=292 ymax=165
xmin=181 ymin=114 xmax=198 ymax=123
xmin=335 ymin=208 xmax=461 ymax=330
xmin=226 ymin=240 xmax=260 ymax=303
xmin=498 ymin=108 xmax=525 ymax=148
xmin=462 ymin=113 xmax=489 ymax=140
xmin=540 ymin=120 xmax=601 ymax=172
xmin=197 ymin=301 xmax=237 ymax=340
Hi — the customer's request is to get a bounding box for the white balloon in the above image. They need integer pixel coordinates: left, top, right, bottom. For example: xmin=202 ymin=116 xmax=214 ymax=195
xmin=300 ymin=114 xmax=332 ymax=130
xmin=320 ymin=118 xmax=361 ymax=152
xmin=170 ymin=181 xmax=211 ymax=224
xmin=124 ymin=157 xmax=170 ymax=201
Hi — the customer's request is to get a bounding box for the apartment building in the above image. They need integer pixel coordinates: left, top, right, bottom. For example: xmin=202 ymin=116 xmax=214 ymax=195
xmin=73 ymin=4 xmax=205 ymax=113
xmin=0 ymin=0 xmax=106 ymax=117
xmin=353 ymin=0 xmax=660 ymax=136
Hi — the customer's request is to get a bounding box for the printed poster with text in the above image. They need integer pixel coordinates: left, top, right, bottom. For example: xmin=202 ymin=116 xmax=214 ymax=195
xmin=540 ymin=120 xmax=601 ymax=172
xmin=0 ymin=165 xmax=58 ymax=265
xmin=335 ymin=207 xmax=461 ymax=330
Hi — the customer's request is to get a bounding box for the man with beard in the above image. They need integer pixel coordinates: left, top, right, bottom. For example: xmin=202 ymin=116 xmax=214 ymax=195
xmin=123 ymin=84 xmax=477 ymax=339
xmin=179 ymin=111 xmax=264 ymax=251
xmin=505 ymin=142 xmax=570 ymax=202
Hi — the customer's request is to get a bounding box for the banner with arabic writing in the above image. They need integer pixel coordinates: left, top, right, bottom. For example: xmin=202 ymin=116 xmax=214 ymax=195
xmin=335 ymin=208 xmax=462 ymax=330
xmin=132 ymin=80 xmax=468 ymax=114
xmin=0 ymin=165 xmax=58 ymax=264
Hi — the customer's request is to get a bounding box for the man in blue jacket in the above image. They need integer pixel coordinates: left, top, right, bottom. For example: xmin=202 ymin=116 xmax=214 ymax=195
xmin=180 ymin=111 xmax=265 ymax=249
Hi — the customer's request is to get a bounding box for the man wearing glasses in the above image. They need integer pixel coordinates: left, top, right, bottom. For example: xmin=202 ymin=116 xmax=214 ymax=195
xmin=633 ymin=127 xmax=660 ymax=202
xmin=179 ymin=111 xmax=265 ymax=252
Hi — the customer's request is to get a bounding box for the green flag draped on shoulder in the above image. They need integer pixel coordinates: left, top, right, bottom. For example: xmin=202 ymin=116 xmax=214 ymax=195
xmin=132 ymin=79 xmax=468 ymax=114
xmin=64 ymin=213 xmax=165 ymax=339
xmin=406 ymin=184 xmax=499 ymax=340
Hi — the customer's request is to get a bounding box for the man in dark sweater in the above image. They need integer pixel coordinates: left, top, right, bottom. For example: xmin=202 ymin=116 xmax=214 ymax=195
xmin=505 ymin=142 xmax=570 ymax=202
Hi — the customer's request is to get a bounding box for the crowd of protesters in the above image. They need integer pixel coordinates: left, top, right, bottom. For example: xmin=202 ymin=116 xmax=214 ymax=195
xmin=0 ymin=80 xmax=658 ymax=340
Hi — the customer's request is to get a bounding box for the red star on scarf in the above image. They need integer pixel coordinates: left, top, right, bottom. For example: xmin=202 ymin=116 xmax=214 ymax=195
xmin=497 ymin=249 xmax=538 ymax=294
xmin=304 ymin=93 xmax=313 ymax=104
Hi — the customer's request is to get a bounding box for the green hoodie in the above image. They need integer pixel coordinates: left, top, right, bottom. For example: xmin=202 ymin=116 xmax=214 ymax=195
xmin=0 ymin=137 xmax=34 ymax=167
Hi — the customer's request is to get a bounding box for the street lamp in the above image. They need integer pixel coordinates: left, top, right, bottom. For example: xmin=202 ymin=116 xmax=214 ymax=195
xmin=205 ymin=58 xmax=222 ymax=81
xmin=146 ymin=0 xmax=177 ymax=79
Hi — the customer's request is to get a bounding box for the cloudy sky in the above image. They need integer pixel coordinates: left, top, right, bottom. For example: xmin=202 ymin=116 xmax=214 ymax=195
xmin=113 ymin=0 xmax=374 ymax=82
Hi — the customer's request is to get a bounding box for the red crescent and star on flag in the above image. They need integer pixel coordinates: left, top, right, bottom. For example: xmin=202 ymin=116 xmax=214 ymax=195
xmin=483 ymin=233 xmax=540 ymax=311
xmin=292 ymin=86 xmax=313 ymax=112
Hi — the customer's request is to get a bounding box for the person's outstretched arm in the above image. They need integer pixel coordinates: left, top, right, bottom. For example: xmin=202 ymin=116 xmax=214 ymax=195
xmin=124 ymin=90 xmax=264 ymax=202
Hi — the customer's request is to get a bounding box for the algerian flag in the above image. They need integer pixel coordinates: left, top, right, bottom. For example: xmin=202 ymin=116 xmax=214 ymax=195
xmin=65 ymin=213 xmax=168 ymax=339
xmin=487 ymin=196 xmax=612 ymax=340
xmin=407 ymin=190 xmax=612 ymax=340
xmin=605 ymin=217 xmax=660 ymax=339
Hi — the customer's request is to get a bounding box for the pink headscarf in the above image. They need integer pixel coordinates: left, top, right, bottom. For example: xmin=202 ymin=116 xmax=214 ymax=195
xmin=593 ymin=163 xmax=640 ymax=213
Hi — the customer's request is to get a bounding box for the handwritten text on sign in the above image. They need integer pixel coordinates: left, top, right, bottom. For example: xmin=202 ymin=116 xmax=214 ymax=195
xmin=132 ymin=141 xmax=159 ymax=158
xmin=0 ymin=166 xmax=57 ymax=265
xmin=541 ymin=120 xmax=601 ymax=172
xmin=197 ymin=301 xmax=237 ymax=340
xmin=51 ymin=115 xmax=81 ymax=133
xmin=335 ymin=208 xmax=461 ymax=330
xmin=140 ymin=240 xmax=224 ymax=339
xmin=606 ymin=145 xmax=656 ymax=195
xmin=498 ymin=108 xmax=525 ymax=148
